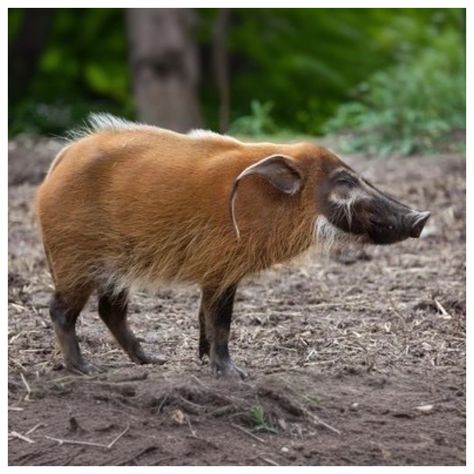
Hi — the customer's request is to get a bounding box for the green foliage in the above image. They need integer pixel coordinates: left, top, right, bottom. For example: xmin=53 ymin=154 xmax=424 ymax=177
xmin=324 ymin=26 xmax=466 ymax=155
xmin=9 ymin=9 xmax=132 ymax=136
xmin=8 ymin=8 xmax=23 ymax=40
xmin=249 ymin=405 xmax=278 ymax=434
xmin=229 ymin=100 xmax=279 ymax=136
xmin=33 ymin=9 xmax=130 ymax=104
xmin=9 ymin=99 xmax=131 ymax=137
xmin=8 ymin=7 xmax=465 ymax=154
xmin=227 ymin=8 xmax=464 ymax=136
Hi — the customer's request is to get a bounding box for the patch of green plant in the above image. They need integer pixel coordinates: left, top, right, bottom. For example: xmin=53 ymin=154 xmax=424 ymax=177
xmin=229 ymin=100 xmax=284 ymax=137
xmin=324 ymin=28 xmax=465 ymax=156
xmin=249 ymin=405 xmax=278 ymax=434
xmin=8 ymin=8 xmax=465 ymax=138
xmin=9 ymin=99 xmax=132 ymax=138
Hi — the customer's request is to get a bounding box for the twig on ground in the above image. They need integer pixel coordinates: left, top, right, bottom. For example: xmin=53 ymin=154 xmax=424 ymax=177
xmin=44 ymin=423 xmax=130 ymax=449
xmin=203 ymin=404 xmax=234 ymax=418
xmin=311 ymin=415 xmax=341 ymax=436
xmin=10 ymin=359 xmax=27 ymax=373
xmin=157 ymin=393 xmax=169 ymax=413
xmin=178 ymin=395 xmax=206 ymax=415
xmin=190 ymin=374 xmax=208 ymax=388
xmin=259 ymin=456 xmax=280 ymax=466
xmin=107 ymin=423 xmax=131 ymax=449
xmin=10 ymin=431 xmax=35 ymax=443
xmin=25 ymin=423 xmax=44 ymax=435
xmin=20 ymin=372 xmax=31 ymax=401
xmin=50 ymin=375 xmax=78 ymax=385
xmin=9 ymin=331 xmax=25 ymax=343
xmin=231 ymin=423 xmax=266 ymax=443
xmin=186 ymin=415 xmax=197 ymax=437
xmin=435 ymin=299 xmax=452 ymax=320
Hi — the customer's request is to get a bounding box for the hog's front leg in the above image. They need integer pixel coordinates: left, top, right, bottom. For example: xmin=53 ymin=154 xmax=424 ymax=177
xmin=199 ymin=285 xmax=246 ymax=379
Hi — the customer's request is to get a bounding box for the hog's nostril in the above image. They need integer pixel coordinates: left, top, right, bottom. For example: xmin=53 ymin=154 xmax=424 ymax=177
xmin=409 ymin=211 xmax=430 ymax=238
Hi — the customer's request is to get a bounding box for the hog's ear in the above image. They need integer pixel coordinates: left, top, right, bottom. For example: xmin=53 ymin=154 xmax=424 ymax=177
xmin=229 ymin=154 xmax=302 ymax=239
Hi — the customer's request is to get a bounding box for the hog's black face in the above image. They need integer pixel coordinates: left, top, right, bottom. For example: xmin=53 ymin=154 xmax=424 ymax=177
xmin=319 ymin=166 xmax=430 ymax=245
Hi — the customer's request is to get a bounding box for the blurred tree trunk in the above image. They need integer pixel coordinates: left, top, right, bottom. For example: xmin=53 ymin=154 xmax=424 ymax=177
xmin=126 ymin=8 xmax=202 ymax=132
xmin=212 ymin=9 xmax=231 ymax=133
xmin=9 ymin=9 xmax=54 ymax=104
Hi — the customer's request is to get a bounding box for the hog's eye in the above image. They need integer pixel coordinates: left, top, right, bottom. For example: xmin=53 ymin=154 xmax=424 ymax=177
xmin=335 ymin=176 xmax=356 ymax=187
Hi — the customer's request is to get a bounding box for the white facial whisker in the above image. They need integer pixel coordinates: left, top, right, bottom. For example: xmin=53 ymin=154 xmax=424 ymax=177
xmin=343 ymin=195 xmax=355 ymax=230
xmin=329 ymin=192 xmax=358 ymax=231
xmin=313 ymin=215 xmax=364 ymax=254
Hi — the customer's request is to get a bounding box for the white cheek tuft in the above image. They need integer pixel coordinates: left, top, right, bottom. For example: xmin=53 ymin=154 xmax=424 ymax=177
xmin=313 ymin=215 xmax=365 ymax=253
xmin=328 ymin=187 xmax=367 ymax=231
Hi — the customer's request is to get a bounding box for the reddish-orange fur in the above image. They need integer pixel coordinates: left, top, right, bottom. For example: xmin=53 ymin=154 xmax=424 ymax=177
xmin=36 ymin=121 xmax=344 ymax=299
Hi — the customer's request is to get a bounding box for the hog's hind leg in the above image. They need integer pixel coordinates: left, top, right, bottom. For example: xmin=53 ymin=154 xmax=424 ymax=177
xmin=97 ymin=288 xmax=166 ymax=366
xmin=198 ymin=301 xmax=210 ymax=359
xmin=50 ymin=288 xmax=98 ymax=374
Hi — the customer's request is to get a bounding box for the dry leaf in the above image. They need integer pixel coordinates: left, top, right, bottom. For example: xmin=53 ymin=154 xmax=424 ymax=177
xmin=171 ymin=409 xmax=186 ymax=425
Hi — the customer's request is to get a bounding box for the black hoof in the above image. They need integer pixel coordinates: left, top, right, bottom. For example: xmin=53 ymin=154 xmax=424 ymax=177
xmin=130 ymin=350 xmax=167 ymax=365
xmin=211 ymin=359 xmax=247 ymax=380
xmin=65 ymin=358 xmax=102 ymax=375
xmin=199 ymin=341 xmax=210 ymax=359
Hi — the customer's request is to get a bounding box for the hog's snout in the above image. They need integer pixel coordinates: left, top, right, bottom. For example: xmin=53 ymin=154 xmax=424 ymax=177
xmin=406 ymin=211 xmax=431 ymax=238
xmin=318 ymin=164 xmax=431 ymax=247
xmin=365 ymin=207 xmax=430 ymax=245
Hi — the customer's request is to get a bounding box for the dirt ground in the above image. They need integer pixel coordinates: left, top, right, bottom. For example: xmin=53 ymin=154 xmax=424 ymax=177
xmin=8 ymin=136 xmax=465 ymax=466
